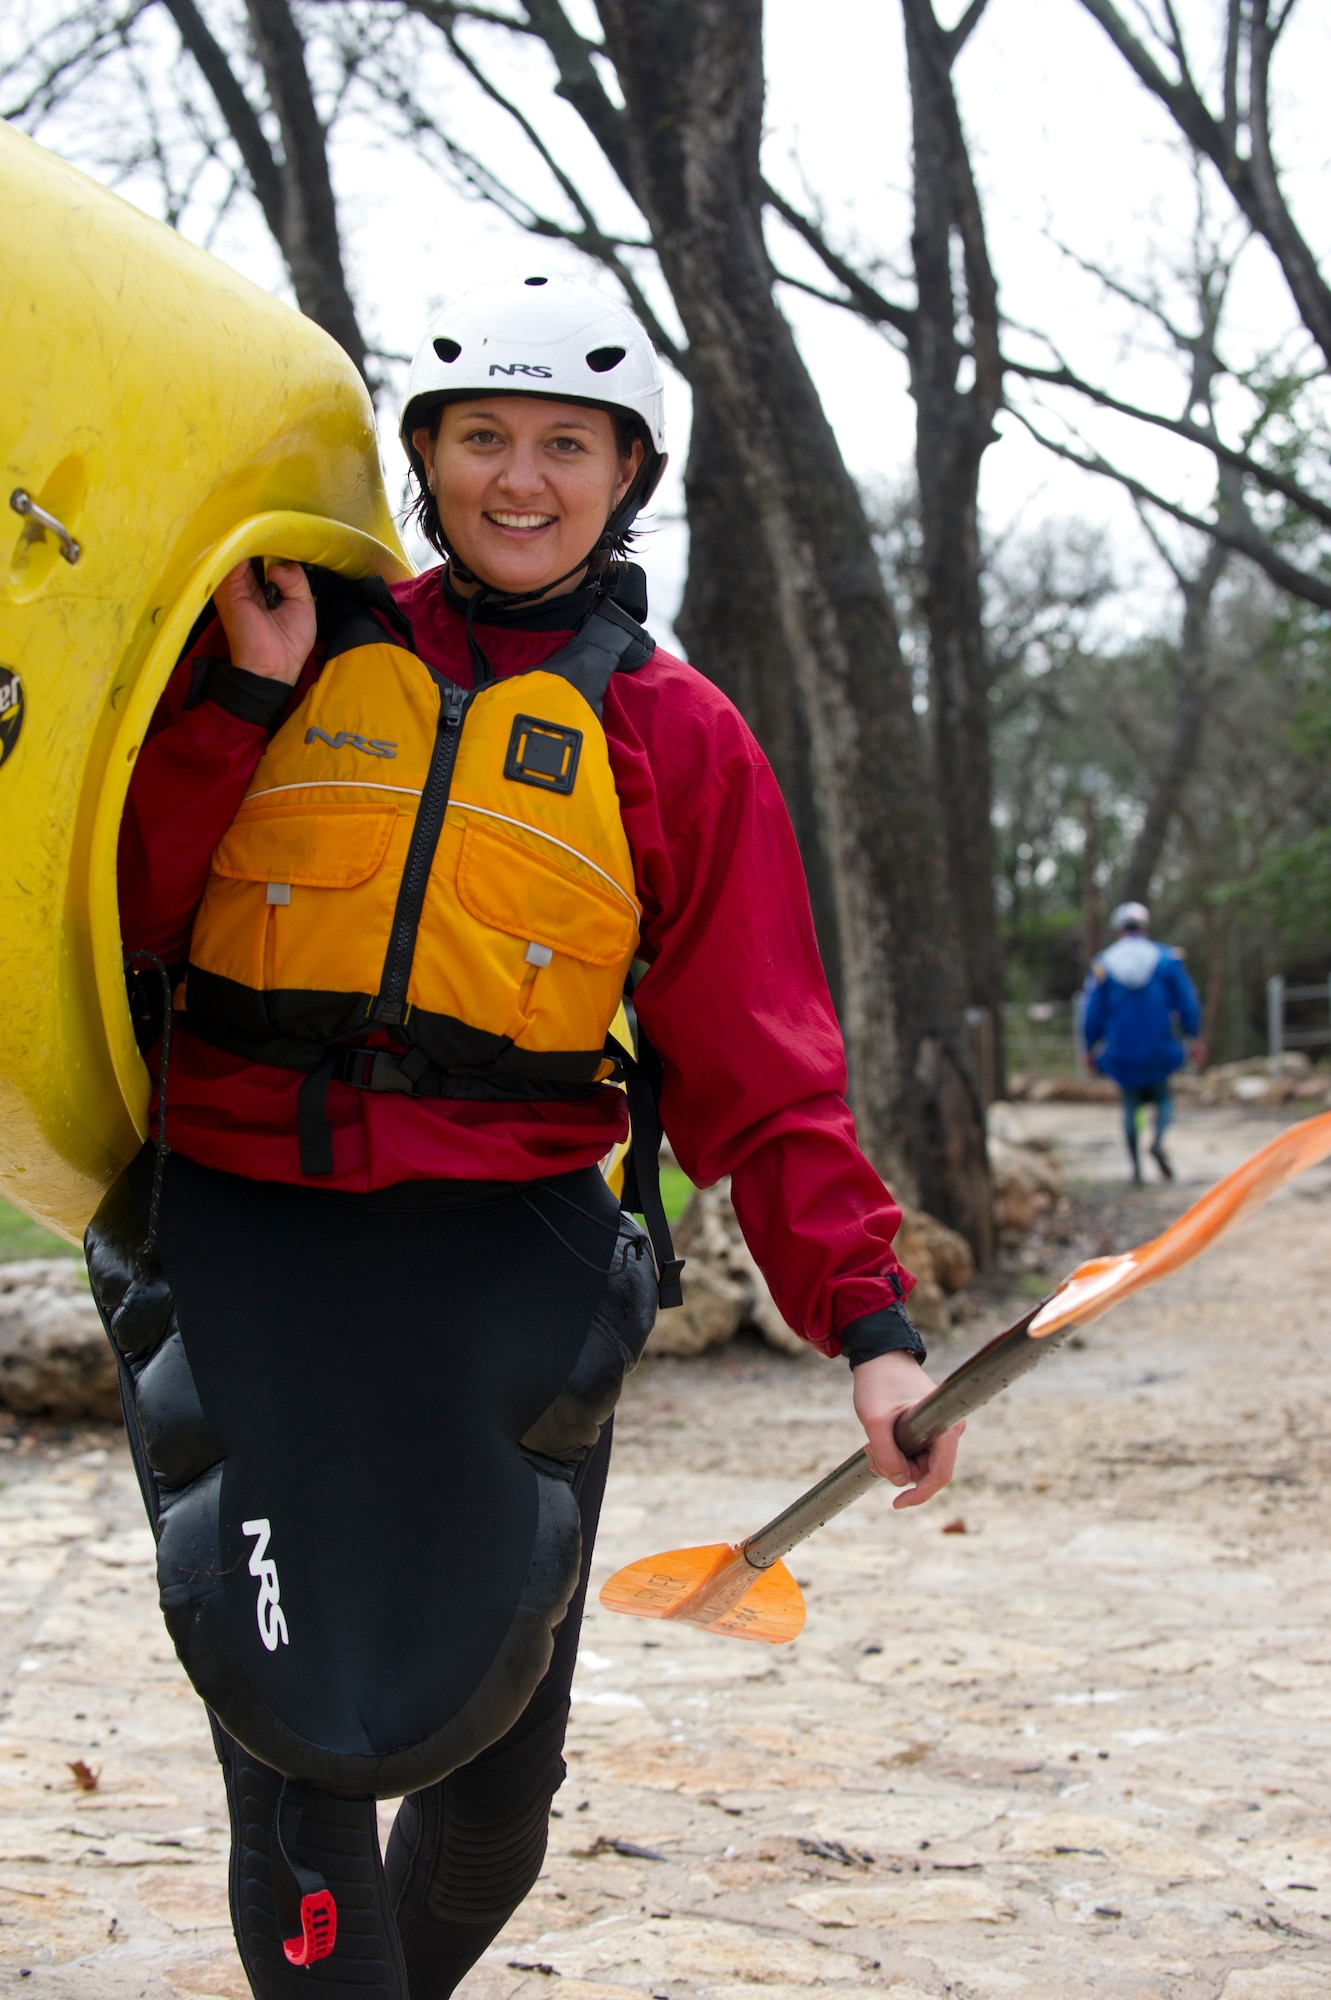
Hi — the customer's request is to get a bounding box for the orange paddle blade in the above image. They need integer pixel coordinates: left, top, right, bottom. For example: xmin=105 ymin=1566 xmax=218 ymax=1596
xmin=599 ymin=1541 xmax=806 ymax=1644
xmin=1029 ymin=1107 xmax=1331 ymax=1341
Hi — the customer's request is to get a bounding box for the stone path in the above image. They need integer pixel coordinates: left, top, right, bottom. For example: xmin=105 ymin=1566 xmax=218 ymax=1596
xmin=3 ymin=1102 xmax=1331 ymax=1998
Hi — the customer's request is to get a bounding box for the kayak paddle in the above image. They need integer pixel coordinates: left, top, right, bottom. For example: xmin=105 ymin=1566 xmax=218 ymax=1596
xmin=599 ymin=1109 xmax=1331 ymax=1644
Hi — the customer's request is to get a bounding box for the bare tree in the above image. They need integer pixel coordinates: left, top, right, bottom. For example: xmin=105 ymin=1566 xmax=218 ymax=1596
xmin=1004 ymin=0 xmax=1331 ymax=613
xmin=1077 ymin=0 xmax=1331 ymax=370
xmin=900 ymin=0 xmax=1005 ymax=1079
xmin=761 ymin=0 xmax=1008 ymax=1084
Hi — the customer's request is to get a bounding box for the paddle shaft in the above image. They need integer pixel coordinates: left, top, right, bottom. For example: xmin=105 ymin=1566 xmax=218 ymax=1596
xmin=740 ymin=1305 xmax=1073 ymax=1571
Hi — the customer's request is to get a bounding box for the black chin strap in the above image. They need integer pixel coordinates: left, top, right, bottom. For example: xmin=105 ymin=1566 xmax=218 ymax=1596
xmin=458 ymin=550 xmax=616 ymax=685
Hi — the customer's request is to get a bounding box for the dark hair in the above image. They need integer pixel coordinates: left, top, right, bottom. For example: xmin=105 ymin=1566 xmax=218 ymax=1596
xmin=404 ymin=399 xmax=650 ymax=564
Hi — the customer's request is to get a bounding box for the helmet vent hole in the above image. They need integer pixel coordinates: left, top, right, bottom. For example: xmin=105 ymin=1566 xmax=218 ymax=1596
xmin=586 ymin=345 xmax=626 ymax=374
xmin=524 ymin=275 xmax=548 ymax=286
xmin=432 ymin=337 xmax=462 ymax=363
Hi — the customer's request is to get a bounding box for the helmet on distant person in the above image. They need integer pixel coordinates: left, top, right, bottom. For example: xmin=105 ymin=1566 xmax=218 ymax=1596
xmin=399 ymin=274 xmax=667 ymax=565
xmin=1110 ymin=901 xmax=1150 ymax=933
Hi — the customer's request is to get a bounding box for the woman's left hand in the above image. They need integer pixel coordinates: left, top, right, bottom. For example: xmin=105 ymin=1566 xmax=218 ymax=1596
xmin=851 ymin=1350 xmax=964 ymax=1511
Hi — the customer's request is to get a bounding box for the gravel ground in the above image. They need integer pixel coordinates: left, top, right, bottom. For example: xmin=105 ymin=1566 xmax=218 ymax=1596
xmin=3 ymin=1100 xmax=1331 ymax=2000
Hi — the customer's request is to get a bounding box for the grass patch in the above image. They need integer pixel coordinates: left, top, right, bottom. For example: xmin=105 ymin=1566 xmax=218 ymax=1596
xmin=658 ymin=1165 xmax=695 ymax=1225
xmin=0 ymin=1198 xmax=80 ymax=1263
xmin=628 ymin=1164 xmax=696 ymax=1230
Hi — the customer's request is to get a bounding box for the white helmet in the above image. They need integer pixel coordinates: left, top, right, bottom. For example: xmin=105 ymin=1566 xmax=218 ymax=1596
xmin=400 ymin=272 xmax=666 ymax=476
xmin=1111 ymin=901 xmax=1150 ymax=932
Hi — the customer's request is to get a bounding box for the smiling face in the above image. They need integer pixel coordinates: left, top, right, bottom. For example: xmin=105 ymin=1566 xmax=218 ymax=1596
xmin=414 ymin=396 xmax=644 ymax=598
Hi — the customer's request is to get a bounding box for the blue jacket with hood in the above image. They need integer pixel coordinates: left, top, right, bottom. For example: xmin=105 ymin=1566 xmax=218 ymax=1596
xmin=1082 ymin=935 xmax=1201 ymax=1090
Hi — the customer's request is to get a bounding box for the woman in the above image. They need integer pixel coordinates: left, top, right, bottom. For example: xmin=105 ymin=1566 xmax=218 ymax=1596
xmin=87 ymin=275 xmax=963 ymax=2000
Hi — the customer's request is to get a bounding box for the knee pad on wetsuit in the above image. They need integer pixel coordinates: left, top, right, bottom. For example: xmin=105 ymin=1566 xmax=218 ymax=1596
xmin=85 ymin=1165 xmax=653 ymax=1800
xmin=387 ymin=1700 xmax=571 ymax=1931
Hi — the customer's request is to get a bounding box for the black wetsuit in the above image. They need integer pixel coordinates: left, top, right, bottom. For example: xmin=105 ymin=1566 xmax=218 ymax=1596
xmin=88 ymin=1150 xmax=656 ymax=1998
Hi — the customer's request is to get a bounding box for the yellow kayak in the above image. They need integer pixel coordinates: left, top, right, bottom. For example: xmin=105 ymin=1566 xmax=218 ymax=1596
xmin=0 ymin=124 xmax=410 ymax=1242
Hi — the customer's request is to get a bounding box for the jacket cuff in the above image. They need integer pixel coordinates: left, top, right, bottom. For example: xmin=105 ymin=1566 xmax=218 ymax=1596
xmin=839 ymin=1303 xmax=927 ymax=1368
xmin=204 ymin=661 xmax=292 ymax=727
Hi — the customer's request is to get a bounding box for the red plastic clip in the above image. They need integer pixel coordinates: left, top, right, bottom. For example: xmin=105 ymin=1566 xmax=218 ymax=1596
xmin=284 ymin=1888 xmax=337 ymax=1965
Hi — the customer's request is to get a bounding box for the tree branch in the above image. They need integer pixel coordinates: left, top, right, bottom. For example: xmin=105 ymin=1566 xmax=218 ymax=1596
xmin=361 ymin=51 xmax=683 ymax=371
xmin=943 ymin=0 xmax=991 ymax=60
xmin=1076 ymin=0 xmax=1331 ymax=367
xmin=1008 ymin=405 xmax=1331 ymax=612
xmin=1005 ymin=356 xmax=1331 ymax=532
xmin=518 ymin=0 xmax=631 ymax=190
xmin=412 ymin=21 xmax=682 ymax=369
xmin=762 ymin=180 xmax=915 ymax=336
xmin=2 ymin=0 xmax=154 ymax=121
xmin=160 ymin=0 xmax=283 ymax=236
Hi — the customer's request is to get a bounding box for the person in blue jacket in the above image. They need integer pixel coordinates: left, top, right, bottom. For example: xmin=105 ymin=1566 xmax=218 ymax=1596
xmin=1082 ymin=902 xmax=1205 ymax=1183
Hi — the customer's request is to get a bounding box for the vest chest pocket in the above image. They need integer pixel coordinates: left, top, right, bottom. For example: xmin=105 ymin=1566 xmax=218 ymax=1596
xmin=455 ymin=819 xmax=638 ymax=966
xmin=410 ymin=816 xmax=639 ymax=1053
xmin=212 ymin=799 xmax=398 ymax=889
xmin=196 ymin=799 xmax=403 ymax=996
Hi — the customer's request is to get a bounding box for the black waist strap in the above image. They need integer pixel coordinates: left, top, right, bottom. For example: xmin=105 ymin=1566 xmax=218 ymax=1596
xmin=296 ymin=1045 xmax=608 ymax=1177
xmin=296 ymin=1037 xmax=684 ymax=1310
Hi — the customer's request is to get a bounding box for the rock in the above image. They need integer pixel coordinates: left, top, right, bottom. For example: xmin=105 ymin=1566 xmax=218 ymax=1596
xmin=649 ymin=1180 xmax=976 ymax=1355
xmin=989 ymin=1137 xmax=1064 ymax=1240
xmin=898 ymin=1207 xmax=975 ymax=1295
xmin=0 ymin=1261 xmax=120 ymax=1421
xmin=647 ymin=1258 xmax=749 ymax=1357
xmin=894 ymin=1208 xmax=974 ymax=1329
xmin=647 ymin=1182 xmax=783 ymax=1358
xmin=1196 ymin=1054 xmax=1318 ymax=1107
xmin=1027 ymin=1073 xmax=1119 ymax=1103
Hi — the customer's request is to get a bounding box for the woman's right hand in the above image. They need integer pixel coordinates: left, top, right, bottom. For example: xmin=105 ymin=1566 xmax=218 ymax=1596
xmin=213 ymin=559 xmax=316 ymax=684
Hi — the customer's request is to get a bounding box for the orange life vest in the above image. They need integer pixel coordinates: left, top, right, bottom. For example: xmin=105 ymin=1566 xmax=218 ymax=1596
xmin=184 ymin=581 xmax=655 ymax=1173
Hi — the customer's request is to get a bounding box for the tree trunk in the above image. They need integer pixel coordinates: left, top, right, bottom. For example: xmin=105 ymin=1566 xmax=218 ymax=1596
xmin=596 ymin=0 xmax=992 ymax=1258
xmin=1083 ymin=790 xmax=1101 ymax=960
xmin=1122 ymin=538 xmax=1227 ymax=904
xmin=676 ymin=378 xmax=844 ymax=1012
xmin=244 ymin=0 xmax=371 ymax=379
xmin=162 ymin=0 xmax=371 ymax=380
xmin=900 ymin=0 xmax=1006 ymax=1091
xmin=1201 ymin=904 xmax=1229 ymax=1061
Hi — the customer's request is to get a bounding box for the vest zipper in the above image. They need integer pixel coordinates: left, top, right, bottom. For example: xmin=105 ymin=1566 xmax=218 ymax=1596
xmin=373 ymin=682 xmax=469 ymax=1026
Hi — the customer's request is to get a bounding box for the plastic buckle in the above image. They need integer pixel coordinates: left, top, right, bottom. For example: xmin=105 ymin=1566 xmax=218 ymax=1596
xmin=657 ymin=1257 xmax=686 ymax=1309
xmin=338 ymin=1048 xmax=378 ymax=1090
xmin=284 ymin=1888 xmax=337 ymax=1965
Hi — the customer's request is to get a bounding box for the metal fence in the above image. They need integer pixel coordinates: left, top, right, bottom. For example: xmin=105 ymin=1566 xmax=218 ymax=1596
xmin=1267 ymin=974 xmax=1331 ymax=1073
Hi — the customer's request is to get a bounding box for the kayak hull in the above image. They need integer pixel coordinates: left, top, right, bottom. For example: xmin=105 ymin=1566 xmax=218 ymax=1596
xmin=0 ymin=125 xmax=409 ymax=1240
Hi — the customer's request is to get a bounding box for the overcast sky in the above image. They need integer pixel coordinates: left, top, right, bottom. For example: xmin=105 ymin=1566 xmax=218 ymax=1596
xmin=16 ymin=0 xmax=1330 ymax=642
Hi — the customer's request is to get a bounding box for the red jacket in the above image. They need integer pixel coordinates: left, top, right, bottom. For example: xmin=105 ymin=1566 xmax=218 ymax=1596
xmin=118 ymin=566 xmax=913 ymax=1354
